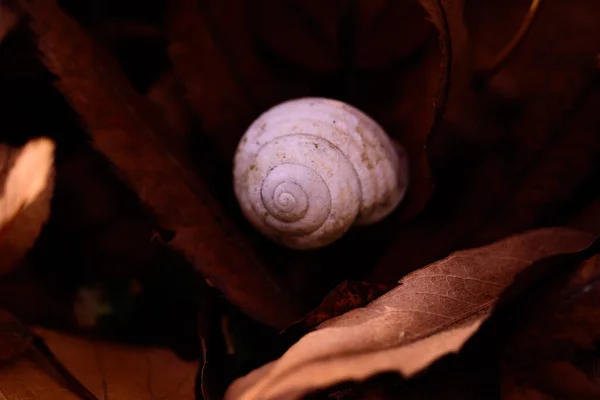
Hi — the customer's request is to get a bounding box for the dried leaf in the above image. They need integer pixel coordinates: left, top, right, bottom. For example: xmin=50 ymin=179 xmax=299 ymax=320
xmin=474 ymin=0 xmax=544 ymax=84
xmin=0 ymin=308 xmax=30 ymax=361
xmin=146 ymin=71 xmax=192 ymax=149
xmin=292 ymin=280 xmax=397 ymax=331
xmin=0 ymin=137 xmax=55 ymax=276
xmin=374 ymin=0 xmax=600 ymax=281
xmin=166 ymin=0 xmax=266 ymax=161
xmin=463 ymin=77 xmax=600 ymax=247
xmin=250 ymin=0 xmax=430 ymax=72
xmin=226 ymin=228 xmax=596 ymax=400
xmin=0 ymin=5 xmax=19 ymax=43
xmin=498 ymin=254 xmax=600 ymax=399
xmin=568 ymin=197 xmax=600 ymax=236
xmin=417 ymin=0 xmax=473 ymax=120
xmin=0 ymin=327 xmax=197 ymax=399
xmin=0 ymin=309 xmax=100 ymax=399
xmin=17 ymin=0 xmax=302 ymax=329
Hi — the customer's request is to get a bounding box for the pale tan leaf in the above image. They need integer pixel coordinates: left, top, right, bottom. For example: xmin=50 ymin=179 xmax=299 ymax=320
xmin=0 ymin=327 xmax=196 ymax=400
xmin=0 ymin=138 xmax=55 ymax=276
xmin=226 ymin=228 xmax=596 ymax=400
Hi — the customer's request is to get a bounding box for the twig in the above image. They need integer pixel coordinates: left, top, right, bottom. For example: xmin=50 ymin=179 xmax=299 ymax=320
xmin=31 ymin=335 xmax=100 ymax=400
xmin=474 ymin=0 xmax=544 ymax=87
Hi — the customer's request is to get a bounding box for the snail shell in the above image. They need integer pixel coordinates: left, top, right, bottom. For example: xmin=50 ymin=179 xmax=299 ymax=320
xmin=233 ymin=97 xmax=409 ymax=249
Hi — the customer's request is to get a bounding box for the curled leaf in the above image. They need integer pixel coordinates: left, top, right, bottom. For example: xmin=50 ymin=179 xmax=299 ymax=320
xmin=374 ymin=0 xmax=600 ymax=281
xmin=17 ymin=0 xmax=302 ymax=329
xmin=226 ymin=228 xmax=596 ymax=400
xmin=146 ymin=71 xmax=192 ymax=147
xmin=290 ymin=280 xmax=397 ymax=331
xmin=419 ymin=0 xmax=471 ymax=106
xmin=249 ymin=0 xmax=430 ymax=72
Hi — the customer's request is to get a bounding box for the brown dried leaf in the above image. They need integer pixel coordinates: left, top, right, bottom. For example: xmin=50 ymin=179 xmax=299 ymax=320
xmin=463 ymin=77 xmax=600 ymax=248
xmin=0 ymin=5 xmax=20 ymax=43
xmin=499 ymin=254 xmax=600 ymax=400
xmin=166 ymin=0 xmax=267 ymax=161
xmin=0 ymin=327 xmax=197 ymax=399
xmin=17 ymin=0 xmax=302 ymax=329
xmin=568 ymin=197 xmax=600 ymax=236
xmin=374 ymin=0 xmax=600 ymax=281
xmin=0 ymin=308 xmax=30 ymax=362
xmin=0 ymin=310 xmax=99 ymax=399
xmin=427 ymin=0 xmax=473 ymax=82
xmin=146 ymin=71 xmax=192 ymax=149
xmin=390 ymin=0 xmax=467 ymax=219
xmin=226 ymin=228 xmax=596 ymax=400
xmin=0 ymin=137 xmax=55 ymax=276
xmin=293 ymin=280 xmax=397 ymax=331
xmin=247 ymin=0 xmax=344 ymax=73
xmin=250 ymin=0 xmax=430 ymax=72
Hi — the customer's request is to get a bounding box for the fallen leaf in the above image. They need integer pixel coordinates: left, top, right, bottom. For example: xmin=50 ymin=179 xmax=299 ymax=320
xmin=0 ymin=308 xmax=102 ymax=399
xmin=473 ymin=0 xmax=544 ymax=85
xmin=249 ymin=0 xmax=430 ymax=72
xmin=0 ymin=308 xmax=31 ymax=361
xmin=419 ymin=0 xmax=471 ymax=89
xmin=497 ymin=254 xmax=600 ymax=399
xmin=568 ymin=196 xmax=600 ymax=236
xmin=462 ymin=74 xmax=600 ymax=248
xmin=16 ymin=0 xmax=303 ymax=329
xmin=225 ymin=227 xmax=596 ymax=400
xmin=290 ymin=280 xmax=397 ymax=331
xmin=0 ymin=327 xmax=197 ymax=399
xmin=0 ymin=137 xmax=55 ymax=277
xmin=0 ymin=5 xmax=19 ymax=43
xmin=146 ymin=71 xmax=191 ymax=149
xmin=166 ymin=0 xmax=267 ymax=162
xmin=390 ymin=236 xmax=600 ymax=400
xmin=373 ymin=0 xmax=600 ymax=281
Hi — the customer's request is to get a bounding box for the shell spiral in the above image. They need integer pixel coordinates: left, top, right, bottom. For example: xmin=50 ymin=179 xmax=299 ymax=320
xmin=233 ymin=97 xmax=409 ymax=249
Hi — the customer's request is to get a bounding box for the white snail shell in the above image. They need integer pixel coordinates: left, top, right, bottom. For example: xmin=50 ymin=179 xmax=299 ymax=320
xmin=233 ymin=97 xmax=409 ymax=249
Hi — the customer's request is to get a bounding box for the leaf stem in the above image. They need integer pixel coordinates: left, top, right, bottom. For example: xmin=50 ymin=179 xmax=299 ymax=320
xmin=474 ymin=0 xmax=543 ymax=85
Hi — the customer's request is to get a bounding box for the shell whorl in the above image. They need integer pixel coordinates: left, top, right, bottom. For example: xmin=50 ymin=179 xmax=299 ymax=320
xmin=233 ymin=97 xmax=409 ymax=249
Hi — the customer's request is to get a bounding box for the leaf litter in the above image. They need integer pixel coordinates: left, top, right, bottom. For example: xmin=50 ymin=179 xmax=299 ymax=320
xmin=498 ymin=253 xmax=600 ymax=399
xmin=1 ymin=0 xmax=600 ymax=399
xmin=308 ymin=238 xmax=600 ymax=400
xmin=0 ymin=326 xmax=197 ymax=400
xmin=13 ymin=0 xmax=302 ymax=330
xmin=225 ymin=228 xmax=597 ymax=399
xmin=373 ymin=0 xmax=600 ymax=281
